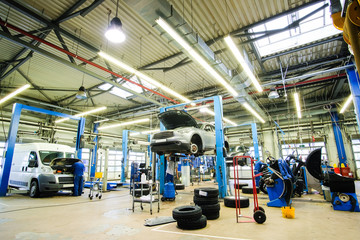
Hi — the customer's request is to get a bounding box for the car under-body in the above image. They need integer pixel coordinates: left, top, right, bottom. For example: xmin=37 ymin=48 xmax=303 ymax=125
xmin=150 ymin=110 xmax=228 ymax=155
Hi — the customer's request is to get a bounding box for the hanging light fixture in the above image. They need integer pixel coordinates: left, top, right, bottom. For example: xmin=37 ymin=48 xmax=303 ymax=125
xmin=76 ymin=86 xmax=87 ymax=100
xmin=268 ymin=87 xmax=279 ymax=99
xmin=105 ymin=0 xmax=126 ymax=43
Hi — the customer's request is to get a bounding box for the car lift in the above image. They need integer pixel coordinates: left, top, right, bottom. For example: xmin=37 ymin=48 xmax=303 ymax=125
xmin=0 ymin=103 xmax=85 ymax=197
xmin=157 ymin=95 xmax=227 ymax=198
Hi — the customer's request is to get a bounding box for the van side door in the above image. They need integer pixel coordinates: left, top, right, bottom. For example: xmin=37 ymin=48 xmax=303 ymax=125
xmin=23 ymin=151 xmax=38 ymax=186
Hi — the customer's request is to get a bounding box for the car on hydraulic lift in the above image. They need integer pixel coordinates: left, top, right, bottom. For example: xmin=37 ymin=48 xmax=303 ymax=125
xmin=150 ymin=110 xmax=229 ymax=156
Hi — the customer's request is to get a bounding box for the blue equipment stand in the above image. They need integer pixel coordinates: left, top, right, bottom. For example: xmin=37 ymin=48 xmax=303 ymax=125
xmin=0 ymin=103 xmax=85 ymax=197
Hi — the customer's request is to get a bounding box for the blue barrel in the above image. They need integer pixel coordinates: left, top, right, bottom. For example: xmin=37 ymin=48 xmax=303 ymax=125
xmin=163 ymin=182 xmax=175 ymax=199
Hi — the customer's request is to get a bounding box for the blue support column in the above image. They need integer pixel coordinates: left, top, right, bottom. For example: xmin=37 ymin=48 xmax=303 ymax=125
xmin=0 ymin=104 xmax=22 ymax=196
xmin=75 ymin=117 xmax=85 ymax=160
xmin=148 ymin=135 xmax=152 ymax=167
xmin=213 ymin=96 xmax=227 ymax=198
xmin=251 ymin=123 xmax=260 ymax=161
xmin=346 ymin=67 xmax=360 ymax=133
xmin=121 ymin=130 xmax=129 ymax=183
xmin=330 ymin=112 xmax=347 ymax=165
xmin=90 ymin=123 xmax=99 ymax=178
xmin=159 ymin=107 xmax=166 ymax=194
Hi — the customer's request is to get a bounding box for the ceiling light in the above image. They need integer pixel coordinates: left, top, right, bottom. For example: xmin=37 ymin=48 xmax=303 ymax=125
xmin=94 ymin=118 xmax=110 ymax=124
xmin=131 ymin=128 xmax=160 ymax=136
xmin=156 ymin=17 xmax=238 ymax=97
xmin=268 ymin=88 xmax=279 ymax=99
xmin=0 ymin=84 xmax=30 ymax=105
xmin=199 ymin=107 xmax=236 ymax=126
xmin=294 ymin=92 xmax=301 ymax=118
xmin=105 ymin=0 xmax=126 ymax=43
xmin=242 ymin=102 xmax=265 ymax=123
xmin=224 ymin=36 xmax=263 ymax=92
xmin=56 ymin=106 xmax=107 ymax=123
xmin=76 ymin=86 xmax=87 ymax=100
xmin=98 ymin=51 xmax=192 ymax=103
xmin=340 ymin=94 xmax=353 ymax=114
xmin=98 ymin=118 xmax=149 ymax=130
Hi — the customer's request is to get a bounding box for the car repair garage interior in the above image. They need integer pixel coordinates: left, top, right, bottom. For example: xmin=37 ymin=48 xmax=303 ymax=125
xmin=0 ymin=0 xmax=360 ymax=239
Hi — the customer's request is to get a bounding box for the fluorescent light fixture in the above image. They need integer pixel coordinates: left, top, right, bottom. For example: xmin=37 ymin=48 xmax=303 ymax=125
xmin=224 ymin=36 xmax=263 ymax=92
xmin=98 ymin=118 xmax=149 ymax=130
xmin=155 ymin=17 xmax=238 ymax=97
xmin=199 ymin=107 xmax=236 ymax=126
xmin=94 ymin=118 xmax=110 ymax=124
xmin=98 ymin=51 xmax=191 ymax=103
xmin=56 ymin=106 xmax=107 ymax=123
xmin=294 ymin=92 xmax=301 ymax=118
xmin=185 ymin=105 xmax=211 ymax=111
xmin=242 ymin=102 xmax=265 ymax=123
xmin=0 ymin=84 xmax=30 ymax=105
xmin=130 ymin=128 xmax=160 ymax=136
xmin=340 ymin=94 xmax=353 ymax=114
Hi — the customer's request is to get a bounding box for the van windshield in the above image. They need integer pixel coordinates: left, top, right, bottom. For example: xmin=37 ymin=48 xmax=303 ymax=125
xmin=39 ymin=151 xmax=65 ymax=165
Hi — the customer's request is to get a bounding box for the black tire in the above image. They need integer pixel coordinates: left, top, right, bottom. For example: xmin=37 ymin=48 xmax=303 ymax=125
xmin=175 ymin=184 xmax=185 ymax=190
xmin=224 ymin=196 xmax=249 ymax=208
xmin=242 ymin=186 xmax=260 ymax=194
xmin=177 ymin=215 xmax=207 ymax=230
xmin=194 ymin=187 xmax=219 ymax=198
xmin=199 ymin=203 xmax=220 ymax=212
xmin=29 ymin=180 xmax=40 ymax=198
xmin=254 ymin=210 xmax=266 ymax=224
xmin=173 ymin=205 xmax=202 ymax=222
xmin=259 ymin=178 xmax=268 ymax=194
xmin=205 ymin=211 xmax=220 ymax=220
xmin=234 ymin=182 xmax=248 ymax=189
xmin=194 ymin=195 xmax=218 ymax=205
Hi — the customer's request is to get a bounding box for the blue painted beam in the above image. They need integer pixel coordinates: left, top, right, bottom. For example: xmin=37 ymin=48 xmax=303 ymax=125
xmin=346 ymin=67 xmax=360 ymax=133
xmin=330 ymin=112 xmax=347 ymax=165
xmin=90 ymin=123 xmax=99 ymax=178
xmin=251 ymin=123 xmax=260 ymax=161
xmin=121 ymin=130 xmax=129 ymax=183
xmin=213 ymin=96 xmax=227 ymax=198
xmin=159 ymin=107 xmax=166 ymax=194
xmin=0 ymin=104 xmax=22 ymax=196
xmin=75 ymin=117 xmax=85 ymax=159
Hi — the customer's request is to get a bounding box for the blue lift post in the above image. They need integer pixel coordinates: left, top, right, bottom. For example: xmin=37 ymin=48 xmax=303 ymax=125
xmin=121 ymin=130 xmax=130 ymax=183
xmin=330 ymin=112 xmax=347 ymax=166
xmin=0 ymin=103 xmax=85 ymax=197
xmin=159 ymin=95 xmax=227 ymax=197
xmin=90 ymin=123 xmax=99 ymax=178
xmin=121 ymin=129 xmax=152 ymax=183
xmin=346 ymin=67 xmax=360 ymax=133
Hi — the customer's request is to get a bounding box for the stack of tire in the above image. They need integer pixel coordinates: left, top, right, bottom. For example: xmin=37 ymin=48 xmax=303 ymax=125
xmin=172 ymin=205 xmax=207 ymax=230
xmin=193 ymin=187 xmax=220 ymax=220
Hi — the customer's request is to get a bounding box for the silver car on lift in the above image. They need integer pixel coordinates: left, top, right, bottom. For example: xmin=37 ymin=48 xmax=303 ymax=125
xmin=150 ymin=110 xmax=229 ymax=156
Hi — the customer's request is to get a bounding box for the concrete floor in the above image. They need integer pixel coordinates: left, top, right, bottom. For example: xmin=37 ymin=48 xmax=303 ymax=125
xmin=0 ymin=181 xmax=360 ymax=240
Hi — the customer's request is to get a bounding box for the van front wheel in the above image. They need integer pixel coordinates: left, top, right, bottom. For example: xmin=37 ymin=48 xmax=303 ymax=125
xmin=29 ymin=180 xmax=40 ymax=198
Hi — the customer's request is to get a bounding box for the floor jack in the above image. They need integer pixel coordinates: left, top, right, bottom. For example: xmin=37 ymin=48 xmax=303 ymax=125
xmin=306 ymin=148 xmax=360 ymax=212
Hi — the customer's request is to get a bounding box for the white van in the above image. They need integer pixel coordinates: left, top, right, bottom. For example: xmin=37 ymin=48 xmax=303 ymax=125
xmin=8 ymin=143 xmax=81 ymax=197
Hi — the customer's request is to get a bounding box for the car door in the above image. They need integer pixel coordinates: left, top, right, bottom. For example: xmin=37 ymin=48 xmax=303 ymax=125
xmin=201 ymin=124 xmax=216 ymax=150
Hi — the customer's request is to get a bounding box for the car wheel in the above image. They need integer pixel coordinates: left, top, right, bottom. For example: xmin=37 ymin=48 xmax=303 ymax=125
xmin=190 ymin=143 xmax=199 ymax=155
xmin=29 ymin=180 xmax=40 ymax=198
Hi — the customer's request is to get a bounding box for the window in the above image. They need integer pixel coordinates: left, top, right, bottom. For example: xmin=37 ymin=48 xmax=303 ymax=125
xmin=249 ymin=1 xmax=342 ymax=56
xmin=28 ymin=151 xmax=38 ymax=167
xmin=351 ymin=139 xmax=360 ymax=169
xmin=281 ymin=142 xmax=328 ymax=162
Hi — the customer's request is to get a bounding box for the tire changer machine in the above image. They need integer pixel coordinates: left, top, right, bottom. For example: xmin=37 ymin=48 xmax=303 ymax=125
xmin=306 ymin=148 xmax=359 ymax=212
